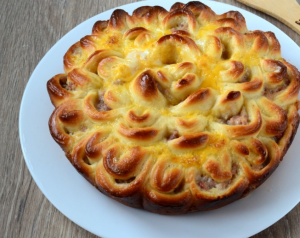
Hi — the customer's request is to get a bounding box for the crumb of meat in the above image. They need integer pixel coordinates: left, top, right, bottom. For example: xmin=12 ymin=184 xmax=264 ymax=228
xmin=80 ymin=126 xmax=87 ymax=132
xmin=96 ymin=91 xmax=111 ymax=111
xmin=216 ymin=164 xmax=238 ymax=190
xmin=215 ymin=180 xmax=231 ymax=190
xmin=231 ymin=163 xmax=238 ymax=175
xmin=251 ymin=164 xmax=264 ymax=171
xmin=199 ymin=164 xmax=238 ymax=191
xmin=227 ymin=107 xmax=248 ymax=125
xmin=264 ymin=79 xmax=289 ymax=99
xmin=60 ymin=77 xmax=75 ymax=91
xmin=60 ymin=78 xmax=68 ymax=89
xmin=171 ymin=23 xmax=188 ymax=32
xmin=199 ymin=176 xmax=232 ymax=191
xmin=239 ymin=75 xmax=249 ymax=83
xmin=264 ymin=84 xmax=287 ymax=99
xmin=68 ymin=82 xmax=76 ymax=91
xmin=167 ymin=130 xmax=180 ymax=141
xmin=198 ymin=176 xmax=217 ymax=190
xmin=239 ymin=70 xmax=251 ymax=83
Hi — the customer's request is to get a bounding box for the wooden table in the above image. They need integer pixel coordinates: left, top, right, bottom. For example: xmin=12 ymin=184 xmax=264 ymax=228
xmin=1 ymin=0 xmax=300 ymax=237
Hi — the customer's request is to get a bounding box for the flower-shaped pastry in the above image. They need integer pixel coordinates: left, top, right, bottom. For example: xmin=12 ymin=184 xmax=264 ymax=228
xmin=47 ymin=1 xmax=300 ymax=214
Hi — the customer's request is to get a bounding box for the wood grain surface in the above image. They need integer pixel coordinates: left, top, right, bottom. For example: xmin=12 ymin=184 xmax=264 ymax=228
xmin=1 ymin=0 xmax=299 ymax=237
xmin=236 ymin=0 xmax=300 ymax=35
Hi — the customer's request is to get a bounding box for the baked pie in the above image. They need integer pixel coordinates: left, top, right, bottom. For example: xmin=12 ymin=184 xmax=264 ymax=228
xmin=47 ymin=1 xmax=300 ymax=214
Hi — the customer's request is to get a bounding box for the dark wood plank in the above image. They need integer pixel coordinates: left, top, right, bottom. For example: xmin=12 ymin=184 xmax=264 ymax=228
xmin=0 ymin=0 xmax=299 ymax=237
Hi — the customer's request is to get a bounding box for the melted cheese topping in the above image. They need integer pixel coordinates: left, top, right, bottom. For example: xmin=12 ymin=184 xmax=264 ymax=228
xmin=91 ymin=20 xmax=262 ymax=95
xmin=62 ymin=11 xmax=284 ymax=171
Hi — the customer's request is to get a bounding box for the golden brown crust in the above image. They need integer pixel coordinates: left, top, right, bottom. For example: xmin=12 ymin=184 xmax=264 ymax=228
xmin=47 ymin=1 xmax=300 ymax=214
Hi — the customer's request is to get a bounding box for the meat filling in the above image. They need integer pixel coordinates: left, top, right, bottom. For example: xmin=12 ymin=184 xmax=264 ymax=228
xmin=155 ymin=81 xmax=174 ymax=104
xmin=80 ymin=126 xmax=87 ymax=132
xmin=167 ymin=130 xmax=180 ymax=141
xmin=60 ymin=77 xmax=75 ymax=91
xmin=171 ymin=23 xmax=188 ymax=32
xmin=198 ymin=164 xmax=238 ymax=191
xmin=227 ymin=107 xmax=248 ymax=125
xmin=238 ymin=70 xmax=251 ymax=83
xmin=264 ymin=84 xmax=288 ymax=99
xmin=96 ymin=91 xmax=111 ymax=111
xmin=264 ymin=79 xmax=289 ymax=99
xmin=251 ymin=164 xmax=264 ymax=171
xmin=198 ymin=176 xmax=217 ymax=190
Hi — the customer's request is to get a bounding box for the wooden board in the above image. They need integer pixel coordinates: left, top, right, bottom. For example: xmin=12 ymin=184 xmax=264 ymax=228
xmin=237 ymin=0 xmax=300 ymax=35
xmin=0 ymin=0 xmax=299 ymax=237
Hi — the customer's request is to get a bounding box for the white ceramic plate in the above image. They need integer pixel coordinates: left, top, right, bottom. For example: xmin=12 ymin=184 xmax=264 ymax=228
xmin=19 ymin=1 xmax=300 ymax=237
